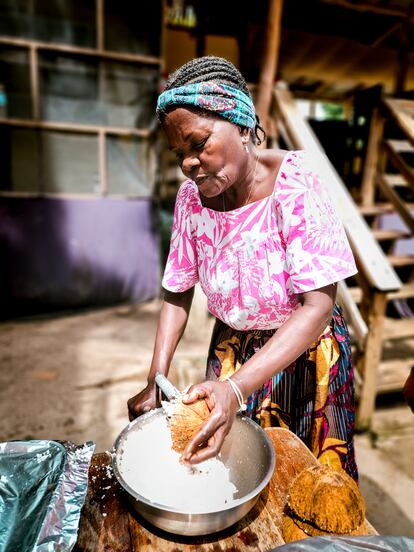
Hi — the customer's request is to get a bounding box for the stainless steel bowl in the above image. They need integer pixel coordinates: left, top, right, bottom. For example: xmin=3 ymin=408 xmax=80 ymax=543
xmin=112 ymin=408 xmax=275 ymax=536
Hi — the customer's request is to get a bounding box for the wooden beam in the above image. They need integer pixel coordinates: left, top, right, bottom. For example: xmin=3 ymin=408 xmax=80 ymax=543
xmin=360 ymin=106 xmax=385 ymax=206
xmin=0 ymin=191 xmax=154 ymax=200
xmin=394 ymin=17 xmax=411 ymax=95
xmin=160 ymin=0 xmax=167 ymax=75
xmin=318 ymin=0 xmax=414 ymax=19
xmin=98 ymin=129 xmax=107 ymax=195
xmin=0 ymin=117 xmax=151 ymax=137
xmin=371 ymin=21 xmax=401 ymax=49
xmin=0 ymin=36 xmax=161 ymax=65
xmin=356 ymin=291 xmax=387 ymax=430
xmin=255 ymin=0 xmax=284 ymax=139
xmin=29 ymin=45 xmax=39 ymax=119
xmin=96 ymin=0 xmax=105 ymax=52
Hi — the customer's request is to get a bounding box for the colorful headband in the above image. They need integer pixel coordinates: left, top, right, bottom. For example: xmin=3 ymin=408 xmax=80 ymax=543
xmin=156 ymin=81 xmax=256 ymax=129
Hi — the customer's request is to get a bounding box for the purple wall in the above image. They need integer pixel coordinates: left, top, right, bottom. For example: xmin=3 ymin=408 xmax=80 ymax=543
xmin=0 ymin=197 xmax=161 ymax=318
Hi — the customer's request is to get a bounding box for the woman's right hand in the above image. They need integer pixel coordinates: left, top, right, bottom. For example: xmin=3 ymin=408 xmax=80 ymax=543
xmin=127 ymin=382 xmax=158 ymax=421
xmin=180 ymin=380 xmax=240 ymax=464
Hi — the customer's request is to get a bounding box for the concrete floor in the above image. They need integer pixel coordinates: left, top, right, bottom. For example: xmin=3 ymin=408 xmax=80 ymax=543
xmin=1 ymin=300 xmax=413 ymax=537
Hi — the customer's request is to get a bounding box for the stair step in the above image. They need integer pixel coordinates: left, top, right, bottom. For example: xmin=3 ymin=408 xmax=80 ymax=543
xmin=386 ymin=139 xmax=414 ymax=154
xmin=388 ymin=283 xmax=414 ymax=300
xmin=382 ymin=174 xmax=410 ymax=187
xmin=377 ymin=358 xmax=413 ymax=394
xmin=372 ymin=228 xmax=411 ymax=241
xmin=348 ymin=283 xmax=414 ymax=304
xmin=348 ymin=287 xmax=362 ymax=303
xmin=383 ymin=318 xmax=414 ymax=341
xmin=359 ymin=203 xmax=397 ymax=216
xmin=359 ymin=202 xmax=414 ymax=217
xmin=388 ymin=254 xmax=414 ymax=267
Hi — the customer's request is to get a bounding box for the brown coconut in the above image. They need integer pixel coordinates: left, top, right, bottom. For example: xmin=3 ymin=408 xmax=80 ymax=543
xmin=169 ymin=397 xmax=210 ymax=453
xmin=282 ymin=510 xmax=368 ymax=543
xmin=281 ymin=513 xmax=309 ymax=543
xmin=287 ymin=464 xmax=366 ymax=534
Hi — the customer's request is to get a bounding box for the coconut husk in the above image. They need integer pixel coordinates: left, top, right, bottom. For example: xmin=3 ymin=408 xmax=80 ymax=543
xmin=169 ymin=397 xmax=210 ymax=453
xmin=281 ymin=511 xmax=368 ymax=543
xmin=281 ymin=513 xmax=309 ymax=543
xmin=287 ymin=464 xmax=366 ymax=534
xmin=294 ymin=517 xmax=369 ymax=538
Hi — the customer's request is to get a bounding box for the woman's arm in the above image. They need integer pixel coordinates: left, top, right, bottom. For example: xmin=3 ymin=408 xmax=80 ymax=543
xmin=147 ymin=288 xmax=195 ymax=382
xmin=127 ymin=287 xmax=194 ymax=420
xmin=181 ymin=284 xmax=337 ymax=463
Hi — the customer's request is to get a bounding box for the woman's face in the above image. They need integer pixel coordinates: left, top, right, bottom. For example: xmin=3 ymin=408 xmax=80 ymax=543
xmin=162 ymin=107 xmax=249 ymax=198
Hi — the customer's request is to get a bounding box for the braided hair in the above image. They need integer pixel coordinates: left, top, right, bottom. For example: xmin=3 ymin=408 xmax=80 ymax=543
xmin=162 ymin=56 xmax=266 ymax=145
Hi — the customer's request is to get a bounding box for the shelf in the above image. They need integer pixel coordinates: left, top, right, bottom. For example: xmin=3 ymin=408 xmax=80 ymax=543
xmin=0 ymin=36 xmax=161 ymax=66
xmin=0 ymin=117 xmax=151 ymax=137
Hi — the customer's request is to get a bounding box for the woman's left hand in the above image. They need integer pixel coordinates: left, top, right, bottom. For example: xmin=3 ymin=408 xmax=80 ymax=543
xmin=180 ymin=380 xmax=240 ymax=464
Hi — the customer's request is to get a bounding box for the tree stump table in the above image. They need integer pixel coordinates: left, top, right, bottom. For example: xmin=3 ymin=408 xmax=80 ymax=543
xmin=74 ymin=428 xmax=376 ymax=551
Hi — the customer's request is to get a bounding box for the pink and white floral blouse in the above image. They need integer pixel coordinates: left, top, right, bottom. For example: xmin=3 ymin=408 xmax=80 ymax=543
xmin=162 ymin=150 xmax=357 ymax=330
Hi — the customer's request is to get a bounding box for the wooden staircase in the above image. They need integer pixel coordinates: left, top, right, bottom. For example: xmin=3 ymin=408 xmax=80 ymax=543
xmin=355 ymin=97 xmax=414 ymax=400
xmin=272 ymin=83 xmax=405 ymax=430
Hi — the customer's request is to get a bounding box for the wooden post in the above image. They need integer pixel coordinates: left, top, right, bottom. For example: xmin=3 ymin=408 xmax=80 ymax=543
xmin=360 ymin=106 xmax=385 ymax=206
xmin=96 ymin=0 xmax=105 ymax=52
xmin=255 ymin=0 xmax=284 ymax=139
xmin=98 ymin=129 xmax=107 ymax=195
xmin=394 ymin=17 xmax=411 ymax=95
xmin=356 ymin=290 xmax=387 ymax=430
xmin=29 ymin=45 xmax=39 ymax=120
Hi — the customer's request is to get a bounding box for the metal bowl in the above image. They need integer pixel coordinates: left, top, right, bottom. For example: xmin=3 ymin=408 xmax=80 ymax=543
xmin=112 ymin=408 xmax=275 ymax=536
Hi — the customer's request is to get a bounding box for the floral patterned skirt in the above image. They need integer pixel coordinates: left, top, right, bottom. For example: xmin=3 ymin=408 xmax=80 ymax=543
xmin=206 ymin=304 xmax=358 ymax=481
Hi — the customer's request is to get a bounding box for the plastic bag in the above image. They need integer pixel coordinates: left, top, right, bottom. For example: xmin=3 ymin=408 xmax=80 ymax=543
xmin=273 ymin=535 xmax=414 ymax=551
xmin=0 ymin=439 xmax=95 ymax=552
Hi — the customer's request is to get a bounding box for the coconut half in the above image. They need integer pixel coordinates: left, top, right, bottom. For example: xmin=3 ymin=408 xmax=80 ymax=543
xmin=282 ymin=464 xmax=368 ymax=542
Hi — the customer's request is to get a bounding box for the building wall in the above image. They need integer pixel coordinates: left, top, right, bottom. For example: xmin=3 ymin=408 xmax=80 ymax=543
xmin=0 ymin=1 xmax=162 ymax=317
xmin=0 ymin=197 xmax=160 ymax=318
xmin=163 ymin=29 xmax=239 ymax=74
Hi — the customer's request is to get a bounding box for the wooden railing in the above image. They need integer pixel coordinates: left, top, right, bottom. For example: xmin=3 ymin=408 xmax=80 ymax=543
xmin=272 ymin=83 xmax=402 ymax=429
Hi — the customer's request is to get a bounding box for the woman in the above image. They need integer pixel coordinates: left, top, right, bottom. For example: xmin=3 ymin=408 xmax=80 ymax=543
xmin=127 ymin=56 xmax=359 ymax=480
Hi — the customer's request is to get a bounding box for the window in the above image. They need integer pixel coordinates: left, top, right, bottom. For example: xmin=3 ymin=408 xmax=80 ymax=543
xmin=0 ymin=1 xmax=162 ymax=197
